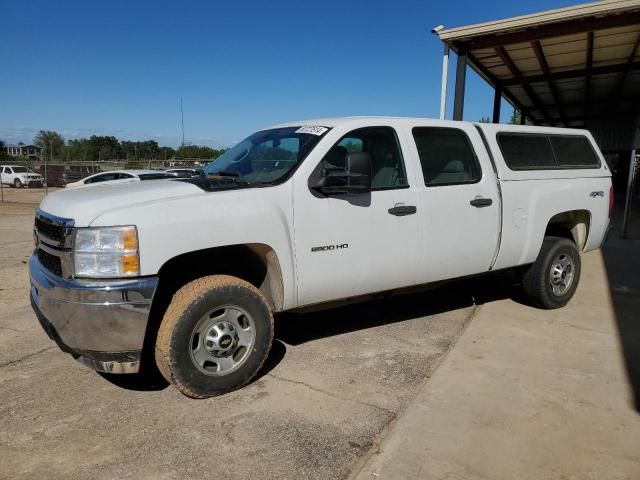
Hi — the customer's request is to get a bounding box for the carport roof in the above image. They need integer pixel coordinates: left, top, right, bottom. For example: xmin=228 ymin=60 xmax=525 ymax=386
xmin=436 ymin=0 xmax=640 ymax=127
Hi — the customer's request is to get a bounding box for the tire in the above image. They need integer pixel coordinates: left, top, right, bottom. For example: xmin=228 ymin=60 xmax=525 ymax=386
xmin=13 ymin=178 xmax=22 ymax=188
xmin=521 ymin=236 xmax=581 ymax=309
xmin=155 ymin=275 xmax=274 ymax=398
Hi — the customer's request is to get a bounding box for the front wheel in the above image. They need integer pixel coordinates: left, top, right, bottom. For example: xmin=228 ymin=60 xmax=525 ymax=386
xmin=521 ymin=236 xmax=581 ymax=309
xmin=13 ymin=178 xmax=22 ymax=188
xmin=155 ymin=275 xmax=274 ymax=398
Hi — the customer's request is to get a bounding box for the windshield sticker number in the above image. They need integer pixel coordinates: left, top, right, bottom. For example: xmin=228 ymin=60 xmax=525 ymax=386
xmin=295 ymin=126 xmax=328 ymax=136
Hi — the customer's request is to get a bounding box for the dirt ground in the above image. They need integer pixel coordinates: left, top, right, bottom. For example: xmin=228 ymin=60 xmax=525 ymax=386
xmin=0 ymin=186 xmax=58 ymax=205
xmin=0 ymin=194 xmax=504 ymax=480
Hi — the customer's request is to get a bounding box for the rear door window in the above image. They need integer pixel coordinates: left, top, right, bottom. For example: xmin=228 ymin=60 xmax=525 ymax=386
xmin=412 ymin=127 xmax=481 ymax=186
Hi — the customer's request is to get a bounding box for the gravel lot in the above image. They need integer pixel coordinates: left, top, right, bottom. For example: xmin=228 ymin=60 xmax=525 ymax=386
xmin=0 ymin=186 xmax=55 ymax=205
xmin=0 ymin=194 xmax=506 ymax=480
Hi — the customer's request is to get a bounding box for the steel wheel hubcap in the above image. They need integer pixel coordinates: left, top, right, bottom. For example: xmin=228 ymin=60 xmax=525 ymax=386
xmin=550 ymin=253 xmax=574 ymax=296
xmin=189 ymin=306 xmax=255 ymax=376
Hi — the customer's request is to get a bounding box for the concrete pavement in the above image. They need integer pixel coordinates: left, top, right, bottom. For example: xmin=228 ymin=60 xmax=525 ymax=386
xmin=0 ymin=201 xmax=479 ymax=480
xmin=354 ymin=231 xmax=640 ymax=479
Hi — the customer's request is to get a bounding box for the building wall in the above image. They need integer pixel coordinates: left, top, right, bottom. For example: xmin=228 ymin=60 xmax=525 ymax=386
xmin=587 ymin=115 xmax=639 ymax=152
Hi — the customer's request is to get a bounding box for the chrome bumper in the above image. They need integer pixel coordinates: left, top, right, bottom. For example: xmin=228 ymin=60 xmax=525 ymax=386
xmin=29 ymin=254 xmax=158 ymax=374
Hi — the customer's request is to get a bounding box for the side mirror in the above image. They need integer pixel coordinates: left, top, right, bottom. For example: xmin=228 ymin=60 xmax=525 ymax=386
xmin=312 ymin=152 xmax=372 ymax=195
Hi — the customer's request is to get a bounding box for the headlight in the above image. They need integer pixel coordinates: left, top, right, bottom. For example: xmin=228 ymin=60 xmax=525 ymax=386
xmin=73 ymin=226 xmax=139 ymax=278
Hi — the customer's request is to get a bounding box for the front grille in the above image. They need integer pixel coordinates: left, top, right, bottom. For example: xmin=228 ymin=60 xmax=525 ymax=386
xmin=35 ymin=217 xmax=65 ymax=243
xmin=36 ymin=248 xmax=63 ymax=277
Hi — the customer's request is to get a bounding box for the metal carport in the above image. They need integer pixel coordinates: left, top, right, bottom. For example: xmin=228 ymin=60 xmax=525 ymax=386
xmin=434 ymin=0 xmax=640 ymax=236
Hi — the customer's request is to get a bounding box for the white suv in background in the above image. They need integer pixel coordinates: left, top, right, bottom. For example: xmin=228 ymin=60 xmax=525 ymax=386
xmin=0 ymin=165 xmax=44 ymax=188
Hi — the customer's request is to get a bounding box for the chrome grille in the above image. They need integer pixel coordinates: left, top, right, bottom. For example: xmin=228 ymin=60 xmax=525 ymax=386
xmin=35 ymin=217 xmax=65 ymax=243
xmin=33 ymin=210 xmax=75 ymax=278
xmin=36 ymin=248 xmax=63 ymax=277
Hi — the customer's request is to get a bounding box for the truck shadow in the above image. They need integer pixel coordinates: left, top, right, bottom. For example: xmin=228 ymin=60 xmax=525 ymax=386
xmin=99 ymin=270 xmax=521 ymax=393
xmin=601 ymin=200 xmax=640 ymax=414
xmin=274 ymin=270 xmax=521 ymax=346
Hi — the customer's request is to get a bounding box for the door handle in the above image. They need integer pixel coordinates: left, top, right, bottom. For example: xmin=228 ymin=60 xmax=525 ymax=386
xmin=388 ymin=205 xmax=417 ymax=216
xmin=470 ymin=197 xmax=493 ymax=208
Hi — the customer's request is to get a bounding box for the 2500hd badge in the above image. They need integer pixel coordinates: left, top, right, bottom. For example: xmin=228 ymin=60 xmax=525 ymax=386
xmin=311 ymin=243 xmax=349 ymax=253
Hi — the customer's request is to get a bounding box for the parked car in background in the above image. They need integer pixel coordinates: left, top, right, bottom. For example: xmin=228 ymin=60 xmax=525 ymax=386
xmin=64 ymin=169 xmax=175 ymax=188
xmin=0 ymin=165 xmax=44 ymax=188
xmin=60 ymin=165 xmax=102 ymax=187
xmin=165 ymin=168 xmax=200 ymax=178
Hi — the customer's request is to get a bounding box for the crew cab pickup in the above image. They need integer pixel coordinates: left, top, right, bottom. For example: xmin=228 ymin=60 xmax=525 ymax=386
xmin=29 ymin=117 xmax=612 ymax=398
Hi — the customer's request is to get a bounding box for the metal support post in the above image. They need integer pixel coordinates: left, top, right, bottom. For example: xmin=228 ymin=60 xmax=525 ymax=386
xmin=492 ymin=86 xmax=502 ymax=123
xmin=453 ymin=46 xmax=467 ymax=121
xmin=440 ymin=45 xmax=449 ymax=120
xmin=622 ymin=150 xmax=638 ymax=239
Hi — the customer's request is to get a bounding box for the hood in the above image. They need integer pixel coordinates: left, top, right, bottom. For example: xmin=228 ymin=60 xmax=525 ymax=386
xmin=39 ymin=179 xmax=204 ymax=226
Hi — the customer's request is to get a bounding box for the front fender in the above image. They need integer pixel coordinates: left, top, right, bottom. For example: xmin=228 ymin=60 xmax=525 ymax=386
xmin=91 ymin=184 xmax=298 ymax=309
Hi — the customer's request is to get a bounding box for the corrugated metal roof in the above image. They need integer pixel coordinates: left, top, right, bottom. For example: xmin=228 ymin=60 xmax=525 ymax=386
xmin=438 ymin=0 xmax=640 ymax=41
xmin=436 ymin=0 xmax=640 ymax=133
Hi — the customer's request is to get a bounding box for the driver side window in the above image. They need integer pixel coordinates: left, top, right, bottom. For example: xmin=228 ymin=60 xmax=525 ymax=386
xmin=319 ymin=127 xmax=408 ymax=190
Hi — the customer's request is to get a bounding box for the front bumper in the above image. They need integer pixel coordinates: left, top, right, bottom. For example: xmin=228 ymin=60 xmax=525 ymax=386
xmin=23 ymin=178 xmax=43 ymax=186
xmin=29 ymin=254 xmax=158 ymax=374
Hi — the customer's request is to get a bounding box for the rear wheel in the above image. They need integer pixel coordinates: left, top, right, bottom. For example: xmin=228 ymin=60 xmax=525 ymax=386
xmin=155 ymin=275 xmax=274 ymax=398
xmin=521 ymin=236 xmax=581 ymax=309
xmin=13 ymin=178 xmax=22 ymax=188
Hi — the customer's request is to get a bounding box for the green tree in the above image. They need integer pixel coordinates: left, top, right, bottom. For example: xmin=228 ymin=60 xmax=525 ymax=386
xmin=478 ymin=116 xmax=491 ymax=123
xmin=509 ymin=108 xmax=522 ymax=125
xmin=65 ymin=138 xmax=92 ymax=161
xmin=34 ymin=130 xmax=65 ymax=159
xmin=159 ymin=146 xmax=176 ymax=160
xmin=88 ymin=135 xmax=122 ymax=160
xmin=0 ymin=140 xmax=10 ymax=161
xmin=176 ymin=145 xmax=224 ymax=159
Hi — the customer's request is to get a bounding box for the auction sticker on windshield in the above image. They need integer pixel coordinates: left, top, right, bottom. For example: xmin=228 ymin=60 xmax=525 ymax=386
xmin=295 ymin=126 xmax=328 ymax=136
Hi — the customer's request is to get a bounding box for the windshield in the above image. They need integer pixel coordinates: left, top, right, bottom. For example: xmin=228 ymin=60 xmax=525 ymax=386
xmin=12 ymin=167 xmax=30 ymax=173
xmin=203 ymin=126 xmax=329 ymax=184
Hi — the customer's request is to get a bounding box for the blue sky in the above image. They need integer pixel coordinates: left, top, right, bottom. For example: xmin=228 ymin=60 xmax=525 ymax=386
xmin=1 ymin=0 xmax=580 ymax=148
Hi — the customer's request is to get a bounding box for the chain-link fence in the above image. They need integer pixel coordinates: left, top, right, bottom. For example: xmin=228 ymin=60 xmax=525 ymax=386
xmin=0 ymin=158 xmax=215 ymax=204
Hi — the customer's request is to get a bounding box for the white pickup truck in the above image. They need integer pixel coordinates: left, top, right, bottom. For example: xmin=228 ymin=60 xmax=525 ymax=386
xmin=29 ymin=117 xmax=612 ymax=398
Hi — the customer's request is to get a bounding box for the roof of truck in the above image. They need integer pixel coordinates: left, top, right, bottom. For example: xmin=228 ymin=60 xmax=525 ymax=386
xmin=270 ymin=116 xmax=419 ymax=128
xmin=269 ymin=116 xmax=591 ymax=136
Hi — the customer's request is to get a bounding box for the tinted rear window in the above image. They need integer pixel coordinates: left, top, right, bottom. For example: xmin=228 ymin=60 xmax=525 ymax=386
xmin=498 ymin=134 xmax=556 ymax=169
xmin=549 ymin=136 xmax=600 ymax=168
xmin=498 ymin=133 xmax=600 ymax=170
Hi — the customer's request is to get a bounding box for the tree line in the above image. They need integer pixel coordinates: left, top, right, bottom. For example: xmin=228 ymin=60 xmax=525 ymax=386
xmin=3 ymin=130 xmax=226 ymax=161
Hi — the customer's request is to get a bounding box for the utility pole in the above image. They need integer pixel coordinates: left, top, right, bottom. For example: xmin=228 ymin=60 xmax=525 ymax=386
xmin=46 ymin=140 xmax=51 ymax=194
xmin=181 ymin=97 xmax=185 ymax=148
